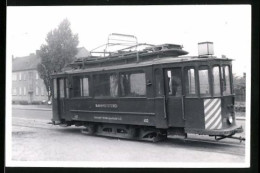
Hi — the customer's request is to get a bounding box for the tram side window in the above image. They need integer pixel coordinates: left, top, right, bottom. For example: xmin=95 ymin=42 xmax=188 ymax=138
xmin=166 ymin=68 xmax=182 ymax=96
xmin=65 ymin=78 xmax=70 ymax=98
xmin=53 ymin=79 xmax=57 ymax=99
xmin=81 ymin=77 xmax=89 ymax=96
xmin=73 ymin=76 xmax=89 ymax=97
xmin=184 ymin=67 xmax=196 ymax=96
xmin=199 ymin=66 xmax=210 ymax=96
xmin=94 ymin=73 xmax=118 ymax=97
xmin=110 ymin=74 xmax=118 ymax=97
xmin=120 ymin=72 xmax=146 ymax=97
xmin=212 ymin=66 xmax=221 ymax=96
xmin=155 ymin=69 xmax=163 ymax=96
xmin=59 ymin=79 xmax=65 ymax=98
xmin=222 ymin=66 xmax=231 ymax=95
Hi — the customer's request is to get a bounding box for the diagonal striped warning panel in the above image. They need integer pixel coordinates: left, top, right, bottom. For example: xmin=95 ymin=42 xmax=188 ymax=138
xmin=204 ymin=98 xmax=222 ymax=130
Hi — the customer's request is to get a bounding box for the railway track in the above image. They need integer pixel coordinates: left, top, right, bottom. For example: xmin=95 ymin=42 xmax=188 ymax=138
xmin=12 ymin=117 xmax=245 ymax=149
xmin=181 ymin=137 xmax=245 ymax=148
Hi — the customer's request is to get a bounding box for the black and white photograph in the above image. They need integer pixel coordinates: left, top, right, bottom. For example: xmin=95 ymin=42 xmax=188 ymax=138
xmin=6 ymin=5 xmax=251 ymax=168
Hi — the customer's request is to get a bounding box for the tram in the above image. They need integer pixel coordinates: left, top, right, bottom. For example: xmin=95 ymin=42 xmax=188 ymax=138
xmin=51 ymin=33 xmax=243 ymax=142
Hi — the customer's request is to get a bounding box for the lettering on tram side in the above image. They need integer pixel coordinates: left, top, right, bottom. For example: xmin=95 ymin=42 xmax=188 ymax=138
xmin=95 ymin=104 xmax=118 ymax=108
xmin=94 ymin=116 xmax=122 ymax=121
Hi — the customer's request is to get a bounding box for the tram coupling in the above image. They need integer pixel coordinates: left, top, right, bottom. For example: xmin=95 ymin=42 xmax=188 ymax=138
xmin=214 ymin=135 xmax=245 ymax=143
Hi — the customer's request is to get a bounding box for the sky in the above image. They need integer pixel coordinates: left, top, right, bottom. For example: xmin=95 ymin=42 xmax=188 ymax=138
xmin=7 ymin=5 xmax=251 ymax=76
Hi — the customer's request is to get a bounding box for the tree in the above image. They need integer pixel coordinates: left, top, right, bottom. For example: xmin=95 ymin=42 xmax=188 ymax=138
xmin=37 ymin=19 xmax=79 ymax=100
xmin=233 ymin=73 xmax=246 ymax=102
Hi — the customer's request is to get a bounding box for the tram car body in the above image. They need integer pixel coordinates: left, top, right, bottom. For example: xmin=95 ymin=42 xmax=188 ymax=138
xmin=51 ymin=38 xmax=243 ymax=142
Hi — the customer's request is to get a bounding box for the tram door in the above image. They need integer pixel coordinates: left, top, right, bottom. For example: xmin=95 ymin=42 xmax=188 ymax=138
xmin=164 ymin=68 xmax=185 ymax=127
xmin=57 ymin=78 xmax=66 ymax=118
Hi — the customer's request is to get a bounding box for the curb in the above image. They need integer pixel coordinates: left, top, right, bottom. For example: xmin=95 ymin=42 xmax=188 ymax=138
xmin=12 ymin=107 xmax=52 ymax=111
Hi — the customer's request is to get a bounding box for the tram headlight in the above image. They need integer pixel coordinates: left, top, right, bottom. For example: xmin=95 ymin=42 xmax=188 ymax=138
xmin=227 ymin=115 xmax=233 ymax=124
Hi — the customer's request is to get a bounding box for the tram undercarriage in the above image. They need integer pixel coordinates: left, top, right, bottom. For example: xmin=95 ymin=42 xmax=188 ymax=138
xmin=55 ymin=120 xmax=244 ymax=142
xmin=81 ymin=123 xmax=168 ymax=142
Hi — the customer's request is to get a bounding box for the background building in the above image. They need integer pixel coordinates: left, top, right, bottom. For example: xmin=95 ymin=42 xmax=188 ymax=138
xmin=12 ymin=47 xmax=90 ymax=104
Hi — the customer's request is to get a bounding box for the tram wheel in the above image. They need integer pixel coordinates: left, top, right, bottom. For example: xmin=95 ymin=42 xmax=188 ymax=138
xmin=81 ymin=123 xmax=96 ymax=135
xmin=139 ymin=127 xmax=167 ymax=142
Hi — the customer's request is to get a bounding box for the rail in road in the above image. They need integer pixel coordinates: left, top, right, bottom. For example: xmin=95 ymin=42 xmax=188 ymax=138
xmin=12 ymin=117 xmax=245 ymax=150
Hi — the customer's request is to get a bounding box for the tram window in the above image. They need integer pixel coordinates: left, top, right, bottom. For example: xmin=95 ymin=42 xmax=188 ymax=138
xmin=53 ymin=78 xmax=57 ymax=99
xmin=81 ymin=77 xmax=89 ymax=96
xmin=184 ymin=67 xmax=196 ymax=96
xmin=73 ymin=76 xmax=81 ymax=97
xmin=110 ymin=74 xmax=118 ymax=97
xmin=167 ymin=70 xmax=172 ymax=95
xmin=222 ymin=66 xmax=231 ymax=95
xmin=65 ymin=79 xmax=69 ymax=98
xmin=212 ymin=66 xmax=221 ymax=96
xmin=120 ymin=72 xmax=146 ymax=97
xmin=59 ymin=79 xmax=65 ymax=98
xmin=73 ymin=76 xmax=89 ymax=97
xmin=94 ymin=73 xmax=118 ymax=97
xmin=155 ymin=69 xmax=163 ymax=96
xmin=167 ymin=68 xmax=182 ymax=96
xmin=199 ymin=66 xmax=210 ymax=96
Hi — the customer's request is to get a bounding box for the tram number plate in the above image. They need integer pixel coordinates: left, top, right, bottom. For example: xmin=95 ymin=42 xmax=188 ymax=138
xmin=144 ymin=118 xmax=149 ymax=123
xmin=95 ymin=104 xmax=118 ymax=108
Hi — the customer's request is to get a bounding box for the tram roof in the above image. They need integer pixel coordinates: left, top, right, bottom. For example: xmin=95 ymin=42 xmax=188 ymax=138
xmin=53 ymin=56 xmax=232 ymax=76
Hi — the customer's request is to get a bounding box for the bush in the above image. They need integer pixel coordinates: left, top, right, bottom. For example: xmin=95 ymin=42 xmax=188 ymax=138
xmin=31 ymin=101 xmax=42 ymax=105
xmin=19 ymin=101 xmax=29 ymax=105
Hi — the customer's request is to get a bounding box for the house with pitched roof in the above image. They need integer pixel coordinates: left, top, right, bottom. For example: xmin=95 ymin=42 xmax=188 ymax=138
xmin=12 ymin=47 xmax=90 ymax=104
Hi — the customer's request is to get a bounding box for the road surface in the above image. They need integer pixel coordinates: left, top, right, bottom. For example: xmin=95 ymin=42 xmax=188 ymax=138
xmin=9 ymin=107 xmax=247 ymax=166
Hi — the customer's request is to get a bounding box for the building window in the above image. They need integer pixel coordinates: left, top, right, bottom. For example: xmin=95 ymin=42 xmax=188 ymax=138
xmin=41 ymin=87 xmax=44 ymax=96
xmin=23 ymin=87 xmax=26 ymax=95
xmin=199 ymin=66 xmax=210 ymax=96
xmin=120 ymin=72 xmax=146 ymax=97
xmin=36 ymin=87 xmax=39 ymax=96
xmin=212 ymin=66 xmax=221 ymax=96
xmin=93 ymin=73 xmax=119 ymax=97
xmin=184 ymin=67 xmax=196 ymax=96
xmin=23 ymin=73 xmax=26 ymax=80
xmin=29 ymin=72 xmax=33 ymax=80
xmin=19 ymin=73 xmax=22 ymax=80
xmin=12 ymin=73 xmax=17 ymax=81
xmin=19 ymin=87 xmax=22 ymax=95
xmin=12 ymin=88 xmax=17 ymax=95
xmin=36 ymin=72 xmax=39 ymax=80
